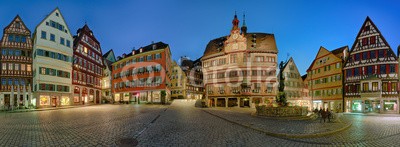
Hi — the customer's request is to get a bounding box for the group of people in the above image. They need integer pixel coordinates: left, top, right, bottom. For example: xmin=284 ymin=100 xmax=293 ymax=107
xmin=313 ymin=107 xmax=333 ymax=123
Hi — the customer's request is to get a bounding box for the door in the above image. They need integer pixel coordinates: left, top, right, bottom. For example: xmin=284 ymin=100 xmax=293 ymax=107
xmin=51 ymin=98 xmax=57 ymax=107
xmin=243 ymin=98 xmax=250 ymax=107
xmin=4 ymin=94 xmax=10 ymax=109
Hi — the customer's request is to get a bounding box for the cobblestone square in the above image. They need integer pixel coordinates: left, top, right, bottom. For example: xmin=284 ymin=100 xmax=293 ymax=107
xmin=2 ymin=100 xmax=400 ymax=146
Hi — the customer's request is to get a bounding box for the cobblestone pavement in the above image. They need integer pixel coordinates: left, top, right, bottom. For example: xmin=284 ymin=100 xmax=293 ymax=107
xmin=0 ymin=104 xmax=167 ymax=146
xmin=204 ymin=108 xmax=351 ymax=136
xmin=3 ymin=101 xmax=400 ymax=146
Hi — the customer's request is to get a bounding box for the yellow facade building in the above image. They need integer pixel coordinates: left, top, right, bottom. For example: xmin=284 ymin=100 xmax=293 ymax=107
xmin=170 ymin=61 xmax=186 ymax=99
xmin=307 ymin=46 xmax=348 ymax=112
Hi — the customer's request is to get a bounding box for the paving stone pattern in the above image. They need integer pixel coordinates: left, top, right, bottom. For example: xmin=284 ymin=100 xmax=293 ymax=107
xmin=2 ymin=100 xmax=400 ymax=146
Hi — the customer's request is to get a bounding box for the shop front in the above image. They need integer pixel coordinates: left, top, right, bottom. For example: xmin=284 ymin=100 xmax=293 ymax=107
xmin=348 ymin=98 xmax=398 ymax=113
xmin=36 ymin=93 xmax=71 ymax=108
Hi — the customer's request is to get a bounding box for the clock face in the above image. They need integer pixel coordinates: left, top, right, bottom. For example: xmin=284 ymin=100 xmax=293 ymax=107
xmin=233 ymin=34 xmax=238 ymax=39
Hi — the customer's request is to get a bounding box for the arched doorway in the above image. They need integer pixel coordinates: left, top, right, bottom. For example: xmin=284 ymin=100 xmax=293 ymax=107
xmin=89 ymin=89 xmax=94 ymax=103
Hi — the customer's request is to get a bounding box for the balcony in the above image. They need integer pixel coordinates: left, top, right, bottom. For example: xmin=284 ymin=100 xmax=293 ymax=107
xmin=241 ymin=88 xmax=251 ymax=95
xmin=252 ymin=88 xmax=260 ymax=93
xmin=231 ymin=89 xmax=240 ymax=94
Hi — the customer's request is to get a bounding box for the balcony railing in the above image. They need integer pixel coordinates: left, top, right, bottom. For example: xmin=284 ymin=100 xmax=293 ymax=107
xmin=252 ymin=88 xmax=260 ymax=93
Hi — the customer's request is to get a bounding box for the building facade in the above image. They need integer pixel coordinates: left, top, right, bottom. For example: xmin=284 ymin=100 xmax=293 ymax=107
xmin=307 ymin=46 xmax=348 ymax=112
xmin=344 ymin=17 xmax=399 ymax=113
xmin=102 ymin=49 xmax=116 ymax=103
xmin=181 ymin=57 xmax=204 ymax=100
xmin=0 ymin=15 xmax=33 ymax=110
xmin=301 ymin=74 xmax=310 ymax=110
xmin=32 ymin=8 xmax=73 ymax=108
xmin=72 ymin=24 xmax=103 ymax=105
xmin=171 ymin=61 xmax=186 ymax=99
xmin=280 ymin=57 xmax=309 ymax=107
xmin=112 ymin=42 xmax=172 ymax=104
xmin=202 ymin=14 xmax=278 ymax=108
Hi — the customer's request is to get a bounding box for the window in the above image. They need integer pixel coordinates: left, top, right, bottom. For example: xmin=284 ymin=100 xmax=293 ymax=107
xmin=363 ymin=83 xmax=369 ymax=92
xmin=21 ymin=36 xmax=26 ymax=43
xmin=147 ymin=55 xmax=152 ymax=61
xmin=378 ymin=50 xmax=384 ymax=58
xmin=27 ymin=65 xmax=31 ymax=72
xmin=355 ymin=53 xmax=360 ymax=61
xmin=217 ymin=73 xmax=225 ymax=79
xmin=50 ymin=34 xmax=55 ymax=41
xmin=8 ymin=34 xmax=14 ymax=42
xmin=1 ymin=78 xmax=6 ymax=85
xmin=2 ymin=49 xmax=7 ymax=55
xmin=370 ymin=36 xmax=376 ymax=44
xmin=354 ymin=68 xmax=359 ymax=76
xmin=380 ymin=65 xmax=386 ymax=74
xmin=372 ymin=82 xmax=378 ymax=91
xmin=2 ymin=63 xmax=6 ymax=70
xmin=8 ymin=63 xmax=13 ymax=70
xmin=60 ymin=37 xmax=65 ymax=45
xmin=155 ymin=53 xmax=161 ymax=59
xmin=7 ymin=78 xmax=14 ymax=86
xmin=15 ymin=50 xmax=21 ymax=56
xmin=254 ymin=83 xmax=261 ymax=89
xmin=363 ymin=52 xmax=368 ymax=60
xmin=66 ymin=40 xmax=71 ymax=47
xmin=362 ymin=38 xmax=368 ymax=46
xmin=367 ymin=66 xmax=373 ymax=75
xmin=8 ymin=50 xmax=14 ymax=56
xmin=14 ymin=64 xmax=20 ymax=71
xmin=336 ymin=63 xmax=340 ymax=69
xmin=382 ymin=82 xmax=388 ymax=92
xmin=230 ymin=54 xmax=237 ymax=63
xmin=37 ymin=49 xmax=44 ymax=56
xmin=371 ymin=51 xmax=376 ymax=59
xmin=391 ymin=82 xmax=397 ymax=92
xmin=14 ymin=79 xmax=19 ymax=85
xmin=15 ymin=36 xmax=20 ymax=42
xmin=390 ymin=64 xmax=396 ymax=73
xmin=255 ymin=56 xmax=264 ymax=62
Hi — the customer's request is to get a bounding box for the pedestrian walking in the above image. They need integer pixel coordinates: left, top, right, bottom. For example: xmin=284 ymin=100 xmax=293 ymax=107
xmin=326 ymin=108 xmax=331 ymax=122
xmin=320 ymin=109 xmax=327 ymax=123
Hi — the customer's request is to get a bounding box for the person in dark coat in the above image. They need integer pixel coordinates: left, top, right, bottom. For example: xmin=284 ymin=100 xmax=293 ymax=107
xmin=326 ymin=108 xmax=332 ymax=122
xmin=320 ymin=108 xmax=327 ymax=123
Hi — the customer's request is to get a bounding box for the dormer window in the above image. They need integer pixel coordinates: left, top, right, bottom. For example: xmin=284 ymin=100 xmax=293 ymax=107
xmin=140 ymin=48 xmax=143 ymax=53
xmin=132 ymin=51 xmax=135 ymax=55
xmin=15 ymin=22 xmax=20 ymax=28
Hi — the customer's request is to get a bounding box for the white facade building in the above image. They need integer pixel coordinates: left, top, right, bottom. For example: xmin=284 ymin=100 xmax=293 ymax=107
xmin=32 ymin=8 xmax=73 ymax=108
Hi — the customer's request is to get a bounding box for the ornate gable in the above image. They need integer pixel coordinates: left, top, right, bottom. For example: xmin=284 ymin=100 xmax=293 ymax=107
xmin=345 ymin=17 xmax=397 ymax=69
xmin=0 ymin=15 xmax=32 ymax=50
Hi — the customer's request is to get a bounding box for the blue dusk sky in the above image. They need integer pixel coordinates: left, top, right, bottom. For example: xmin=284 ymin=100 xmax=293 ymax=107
xmin=0 ymin=0 xmax=400 ymax=75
